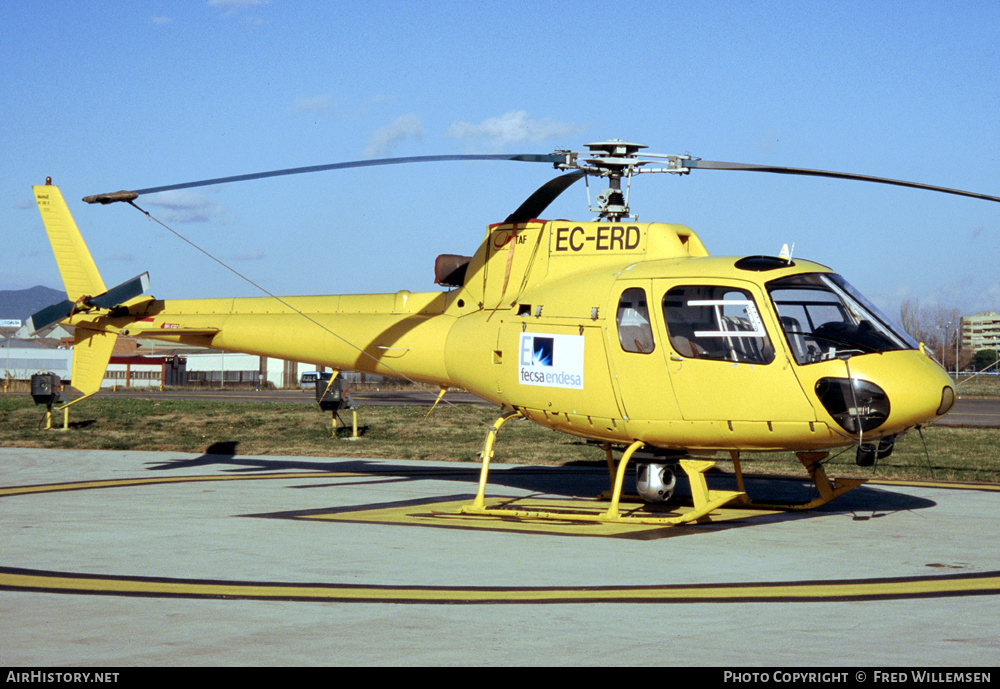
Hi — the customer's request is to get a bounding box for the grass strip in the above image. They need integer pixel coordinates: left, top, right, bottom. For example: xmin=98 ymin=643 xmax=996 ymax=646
xmin=1 ymin=395 xmax=997 ymax=483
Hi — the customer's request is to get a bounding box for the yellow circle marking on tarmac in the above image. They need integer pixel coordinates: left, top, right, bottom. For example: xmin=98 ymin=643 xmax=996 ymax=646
xmin=869 ymin=479 xmax=1000 ymax=492
xmin=0 ymin=471 xmax=357 ymax=497
xmin=2 ymin=566 xmax=999 ymax=604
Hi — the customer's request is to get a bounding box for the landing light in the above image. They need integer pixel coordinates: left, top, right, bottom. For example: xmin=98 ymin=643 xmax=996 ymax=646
xmin=815 ymin=377 xmax=890 ymax=433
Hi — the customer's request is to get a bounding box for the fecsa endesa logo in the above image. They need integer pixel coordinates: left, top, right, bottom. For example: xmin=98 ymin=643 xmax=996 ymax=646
xmin=523 ymin=336 xmax=553 ymax=367
xmin=518 ymin=334 xmax=584 ymax=390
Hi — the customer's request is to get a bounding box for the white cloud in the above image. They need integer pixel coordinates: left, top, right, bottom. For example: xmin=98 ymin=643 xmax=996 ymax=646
xmin=209 ymin=0 xmax=269 ymax=21
xmin=288 ymin=95 xmax=336 ymax=115
xmin=446 ymin=111 xmax=587 ymax=149
xmin=364 ymin=114 xmax=424 ymax=157
xmin=142 ymin=190 xmax=227 ymax=224
xmin=150 ymin=16 xmax=172 ymax=25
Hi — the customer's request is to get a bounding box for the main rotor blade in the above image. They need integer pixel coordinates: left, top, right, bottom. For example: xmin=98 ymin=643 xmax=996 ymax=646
xmin=504 ymin=171 xmax=587 ymax=224
xmin=83 ymin=153 xmax=564 ymax=204
xmin=684 ymin=159 xmax=1000 ymax=203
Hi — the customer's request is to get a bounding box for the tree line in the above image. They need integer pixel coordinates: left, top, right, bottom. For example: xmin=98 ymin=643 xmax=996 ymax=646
xmin=898 ymin=299 xmax=998 ymax=373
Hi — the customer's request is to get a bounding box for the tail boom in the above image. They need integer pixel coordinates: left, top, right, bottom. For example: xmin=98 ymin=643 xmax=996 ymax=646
xmin=32 ymin=182 xmax=456 ymax=393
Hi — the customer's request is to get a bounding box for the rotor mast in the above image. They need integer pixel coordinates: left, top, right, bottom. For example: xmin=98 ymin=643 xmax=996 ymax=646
xmin=553 ymin=139 xmax=693 ymax=221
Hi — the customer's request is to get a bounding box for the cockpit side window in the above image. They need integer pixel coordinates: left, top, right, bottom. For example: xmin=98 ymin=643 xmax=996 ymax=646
xmin=616 ymin=287 xmax=655 ymax=354
xmin=661 ymin=286 xmax=775 ymax=364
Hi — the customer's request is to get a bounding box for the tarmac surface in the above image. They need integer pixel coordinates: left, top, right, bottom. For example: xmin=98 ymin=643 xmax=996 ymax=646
xmin=2 ymin=446 xmax=999 ymax=667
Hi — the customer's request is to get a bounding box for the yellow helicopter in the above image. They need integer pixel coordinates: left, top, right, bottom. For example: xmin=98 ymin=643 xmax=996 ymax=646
xmin=27 ymin=139 xmax=1000 ymax=526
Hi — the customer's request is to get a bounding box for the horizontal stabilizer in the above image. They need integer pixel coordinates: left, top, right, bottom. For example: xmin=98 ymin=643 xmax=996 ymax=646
xmin=25 ymin=272 xmax=150 ymax=334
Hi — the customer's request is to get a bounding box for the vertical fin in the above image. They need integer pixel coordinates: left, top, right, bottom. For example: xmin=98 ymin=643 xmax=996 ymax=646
xmin=71 ymin=329 xmax=117 ymax=397
xmin=33 ymin=183 xmax=107 ymax=300
xmin=32 ymin=182 xmax=116 ymax=395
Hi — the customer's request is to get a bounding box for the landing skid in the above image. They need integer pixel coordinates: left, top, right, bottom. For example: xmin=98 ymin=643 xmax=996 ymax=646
xmin=728 ymin=451 xmax=865 ymax=510
xmin=458 ymin=413 xmax=744 ymax=525
xmin=459 ymin=414 xmax=865 ymax=523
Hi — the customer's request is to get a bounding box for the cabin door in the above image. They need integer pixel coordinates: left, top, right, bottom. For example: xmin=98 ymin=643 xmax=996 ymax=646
xmin=607 ymin=282 xmax=681 ymax=422
xmin=653 ymin=279 xmax=814 ymax=423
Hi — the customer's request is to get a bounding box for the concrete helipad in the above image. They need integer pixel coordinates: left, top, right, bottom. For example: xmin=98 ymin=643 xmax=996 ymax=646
xmin=1 ymin=447 xmax=998 ymax=666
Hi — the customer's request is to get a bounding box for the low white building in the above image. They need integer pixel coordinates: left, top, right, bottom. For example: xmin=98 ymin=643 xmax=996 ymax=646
xmin=180 ymin=350 xmax=323 ymax=389
xmin=185 ymin=351 xmax=275 ymax=387
xmin=103 ymin=355 xmax=187 ymax=389
xmin=1 ymin=334 xmax=343 ymax=391
xmin=1 ymin=338 xmax=72 ymax=384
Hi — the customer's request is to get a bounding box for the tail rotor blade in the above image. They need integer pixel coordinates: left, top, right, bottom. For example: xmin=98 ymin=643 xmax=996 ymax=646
xmin=26 ymin=300 xmax=76 ymax=334
xmin=25 ymin=272 xmax=151 ymax=333
xmin=89 ymin=273 xmax=150 ymax=310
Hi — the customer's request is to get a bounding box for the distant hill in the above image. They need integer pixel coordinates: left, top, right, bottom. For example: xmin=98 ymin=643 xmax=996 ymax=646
xmin=0 ymin=286 xmax=66 ymax=323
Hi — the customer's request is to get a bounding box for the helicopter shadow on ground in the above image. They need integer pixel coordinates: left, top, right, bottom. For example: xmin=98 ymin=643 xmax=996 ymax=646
xmin=145 ymin=440 xmax=615 ymax=496
xmin=606 ymin=476 xmax=940 ymax=539
xmin=705 ymin=469 xmax=937 ymax=519
xmin=143 ymin=441 xmax=936 ymax=527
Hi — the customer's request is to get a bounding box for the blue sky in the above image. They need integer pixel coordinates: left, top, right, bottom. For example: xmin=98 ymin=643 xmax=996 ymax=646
xmin=3 ymin=0 xmax=999 ymax=323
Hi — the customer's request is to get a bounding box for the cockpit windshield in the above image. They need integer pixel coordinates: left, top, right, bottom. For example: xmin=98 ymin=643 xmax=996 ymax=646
xmin=767 ymin=273 xmax=918 ymax=364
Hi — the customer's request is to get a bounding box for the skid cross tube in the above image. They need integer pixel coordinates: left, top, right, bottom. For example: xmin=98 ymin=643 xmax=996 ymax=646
xmin=460 ymin=419 xmax=744 ymax=525
xmin=600 ymin=440 xmax=646 ymax=520
xmin=464 ymin=411 xmax=523 ymax=512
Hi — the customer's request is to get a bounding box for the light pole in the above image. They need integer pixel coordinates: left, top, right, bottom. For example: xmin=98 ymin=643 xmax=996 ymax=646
xmin=955 ymin=324 xmax=960 ymax=376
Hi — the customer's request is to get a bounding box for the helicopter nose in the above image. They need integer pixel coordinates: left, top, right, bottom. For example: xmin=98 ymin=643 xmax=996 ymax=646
xmin=882 ymin=355 xmax=956 ymax=431
xmin=813 ymin=350 xmax=955 ymax=436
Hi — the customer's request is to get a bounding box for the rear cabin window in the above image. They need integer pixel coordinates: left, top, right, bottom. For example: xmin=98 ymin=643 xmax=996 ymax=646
xmin=662 ymin=286 xmax=775 ymax=364
xmin=616 ymin=287 xmax=655 ymax=354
